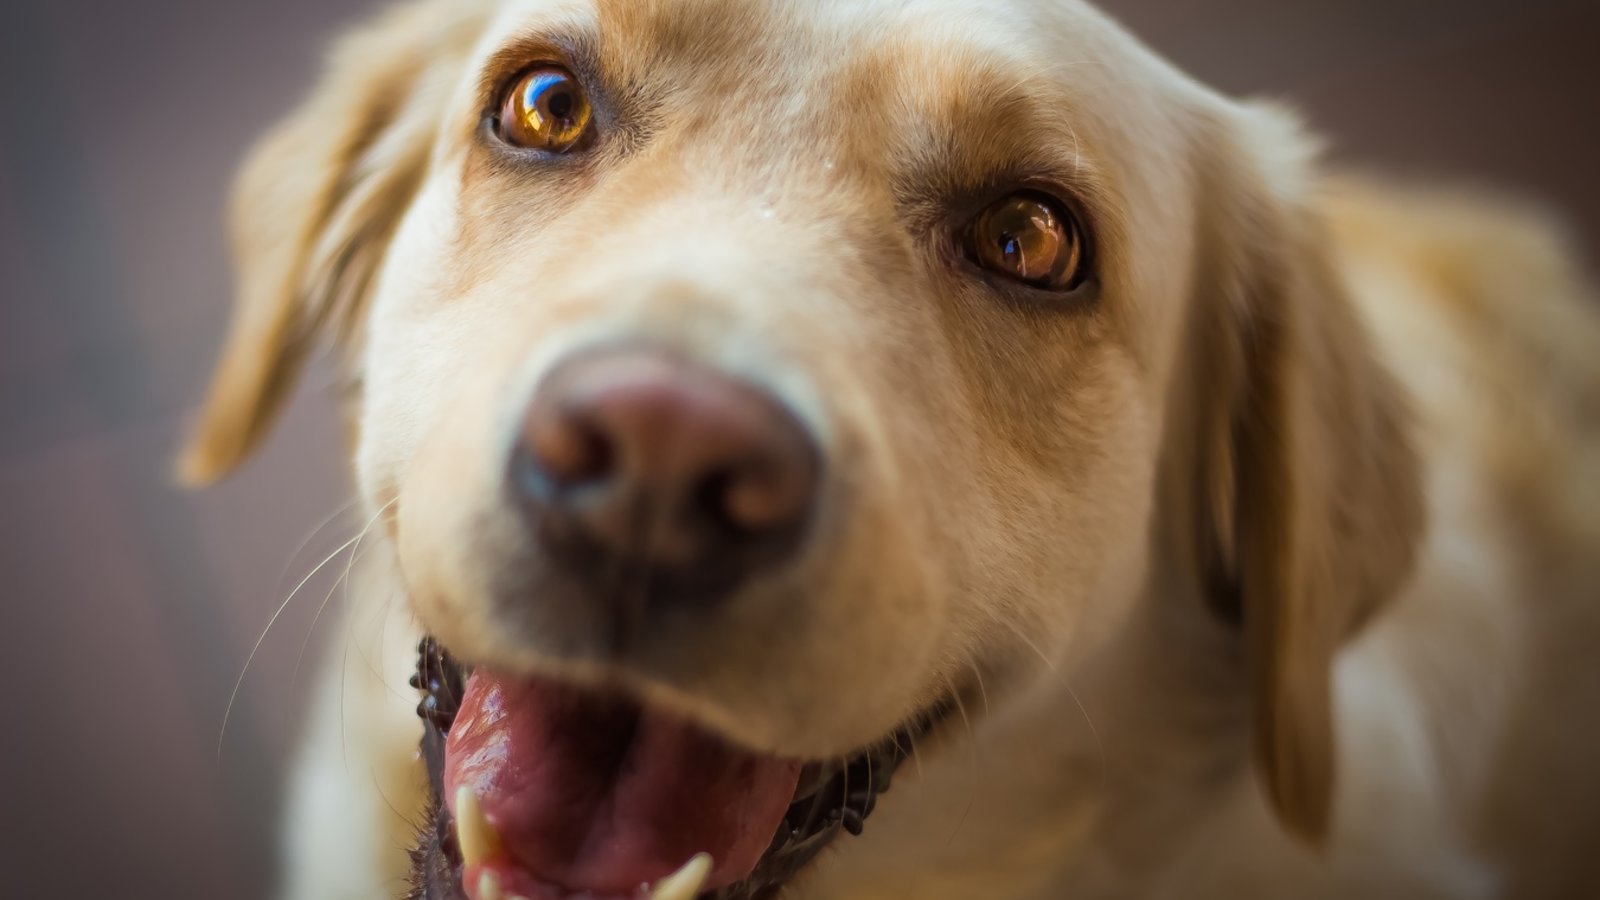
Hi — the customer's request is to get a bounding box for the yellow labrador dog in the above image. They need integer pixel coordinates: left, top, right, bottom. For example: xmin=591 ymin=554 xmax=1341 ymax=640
xmin=183 ymin=0 xmax=1600 ymax=898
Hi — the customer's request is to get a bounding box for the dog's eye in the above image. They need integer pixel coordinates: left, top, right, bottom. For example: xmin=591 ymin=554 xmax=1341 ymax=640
xmin=496 ymin=66 xmax=593 ymax=152
xmin=964 ymin=193 xmax=1087 ymax=290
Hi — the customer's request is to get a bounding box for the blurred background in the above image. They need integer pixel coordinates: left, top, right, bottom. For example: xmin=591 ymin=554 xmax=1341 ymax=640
xmin=0 ymin=0 xmax=1596 ymax=896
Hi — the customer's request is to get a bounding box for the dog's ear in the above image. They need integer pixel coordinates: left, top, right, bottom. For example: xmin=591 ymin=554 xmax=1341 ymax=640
xmin=1182 ymin=105 xmax=1424 ymax=842
xmin=178 ymin=0 xmax=490 ymax=485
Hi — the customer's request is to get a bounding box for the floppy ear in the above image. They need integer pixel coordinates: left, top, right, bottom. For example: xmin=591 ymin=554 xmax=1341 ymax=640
xmin=1183 ymin=105 xmax=1424 ymax=841
xmin=178 ymin=0 xmax=490 ymax=485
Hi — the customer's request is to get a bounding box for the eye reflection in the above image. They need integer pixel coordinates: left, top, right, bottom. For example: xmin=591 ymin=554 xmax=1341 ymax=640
xmin=965 ymin=193 xmax=1087 ymax=290
xmin=497 ymin=66 xmax=593 ymax=152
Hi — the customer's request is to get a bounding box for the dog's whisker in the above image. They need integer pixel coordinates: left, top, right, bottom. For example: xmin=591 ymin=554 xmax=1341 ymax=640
xmin=969 ymin=661 xmax=992 ymax=719
xmin=374 ymin=588 xmax=411 ymax=705
xmin=886 ymin=716 xmax=932 ymax=788
xmin=949 ymin=675 xmax=980 ymax=765
xmin=270 ymin=499 xmax=360 ymax=604
xmin=367 ymin=724 xmax=446 ymax=855
xmin=841 ymin=754 xmax=851 ymax=834
xmin=997 ymin=617 xmax=1107 ymax=790
xmin=334 ymin=498 xmax=400 ymax=776
xmin=289 ymin=500 xmax=394 ymax=696
xmin=218 ymin=524 xmax=373 ymax=760
xmin=349 ymin=558 xmax=391 ymax=686
xmin=913 ymin=734 xmax=929 ymax=784
xmin=797 ymin=757 xmax=843 ymax=838
xmin=347 ymin=520 xmax=401 ymax=688
xmin=942 ymin=673 xmax=982 ymax=849
xmin=289 ymin=561 xmax=351 ymax=697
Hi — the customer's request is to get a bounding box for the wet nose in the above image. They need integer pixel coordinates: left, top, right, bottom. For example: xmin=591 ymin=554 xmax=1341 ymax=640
xmin=512 ymin=347 xmax=820 ymax=604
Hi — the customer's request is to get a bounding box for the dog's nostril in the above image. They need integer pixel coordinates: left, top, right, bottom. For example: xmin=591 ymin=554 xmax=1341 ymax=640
xmin=512 ymin=346 xmax=820 ymax=604
xmin=719 ymin=463 xmax=811 ymax=533
xmin=525 ymin=407 xmax=613 ymax=488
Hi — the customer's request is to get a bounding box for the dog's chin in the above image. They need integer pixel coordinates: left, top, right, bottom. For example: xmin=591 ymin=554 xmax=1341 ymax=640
xmin=406 ymin=639 xmax=951 ymax=900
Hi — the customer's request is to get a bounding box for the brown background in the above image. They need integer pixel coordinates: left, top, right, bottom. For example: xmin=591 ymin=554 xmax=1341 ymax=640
xmin=1 ymin=0 xmax=1596 ymax=897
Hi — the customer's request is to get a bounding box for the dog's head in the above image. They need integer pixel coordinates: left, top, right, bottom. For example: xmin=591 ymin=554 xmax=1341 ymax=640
xmin=184 ymin=0 xmax=1420 ymax=896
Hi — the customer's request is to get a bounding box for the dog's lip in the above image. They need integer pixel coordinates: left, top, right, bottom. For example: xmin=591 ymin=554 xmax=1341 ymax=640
xmin=409 ymin=637 xmax=954 ymax=900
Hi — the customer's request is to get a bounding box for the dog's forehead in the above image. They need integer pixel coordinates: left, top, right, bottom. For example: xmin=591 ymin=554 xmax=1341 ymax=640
xmin=485 ymin=0 xmax=1097 ymax=54
xmin=475 ymin=0 xmax=1165 ymax=127
xmin=462 ymin=0 xmax=1197 ymax=210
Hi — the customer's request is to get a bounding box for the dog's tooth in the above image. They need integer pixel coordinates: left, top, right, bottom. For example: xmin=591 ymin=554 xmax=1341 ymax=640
xmin=476 ymin=870 xmax=505 ymax=900
xmin=650 ymin=853 xmax=712 ymax=900
xmin=455 ymin=786 xmax=502 ymax=869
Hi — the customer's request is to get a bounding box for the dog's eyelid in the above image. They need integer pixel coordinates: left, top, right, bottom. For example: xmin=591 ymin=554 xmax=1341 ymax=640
xmin=949 ymin=173 xmax=1100 ymax=225
xmin=473 ymin=29 xmax=606 ymax=122
xmin=905 ymin=164 xmax=1106 ymax=238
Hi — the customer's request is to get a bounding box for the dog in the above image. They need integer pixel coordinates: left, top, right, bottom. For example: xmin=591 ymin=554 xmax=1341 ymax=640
xmin=181 ymin=0 xmax=1600 ymax=897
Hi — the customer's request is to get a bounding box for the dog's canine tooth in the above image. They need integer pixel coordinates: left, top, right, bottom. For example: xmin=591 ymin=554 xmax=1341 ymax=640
xmin=455 ymin=786 xmax=502 ymax=870
xmin=650 ymin=853 xmax=713 ymax=900
xmin=476 ymin=870 xmax=505 ymax=900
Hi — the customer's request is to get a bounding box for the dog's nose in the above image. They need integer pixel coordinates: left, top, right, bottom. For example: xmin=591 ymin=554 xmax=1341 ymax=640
xmin=513 ymin=347 xmax=819 ymax=602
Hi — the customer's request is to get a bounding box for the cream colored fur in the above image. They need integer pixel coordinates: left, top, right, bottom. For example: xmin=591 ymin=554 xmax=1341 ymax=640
xmin=184 ymin=1 xmax=1600 ymax=898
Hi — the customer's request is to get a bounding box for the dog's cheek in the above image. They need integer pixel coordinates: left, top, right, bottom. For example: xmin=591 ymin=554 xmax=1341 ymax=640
xmin=356 ymin=178 xmax=470 ymax=514
xmin=765 ymin=484 xmax=954 ymax=753
xmin=353 ymin=171 xmax=550 ymax=526
xmin=779 ymin=319 xmax=979 ymax=737
xmin=375 ymin=321 xmax=554 ymax=661
xmin=911 ymin=313 xmax=1160 ymax=672
xmin=982 ymin=349 xmax=1160 ymax=659
xmin=396 ymin=426 xmax=526 ymax=670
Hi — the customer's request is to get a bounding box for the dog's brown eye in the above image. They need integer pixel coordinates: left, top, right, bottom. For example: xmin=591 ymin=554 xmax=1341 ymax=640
xmin=497 ymin=66 xmax=593 ymax=152
xmin=965 ymin=193 xmax=1087 ymax=290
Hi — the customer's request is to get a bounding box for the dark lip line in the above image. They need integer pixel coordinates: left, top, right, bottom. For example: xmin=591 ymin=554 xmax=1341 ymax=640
xmin=406 ymin=637 xmax=958 ymax=900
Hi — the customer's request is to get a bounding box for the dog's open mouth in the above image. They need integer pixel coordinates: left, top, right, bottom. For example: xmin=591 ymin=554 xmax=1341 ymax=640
xmin=407 ymin=639 xmax=946 ymax=900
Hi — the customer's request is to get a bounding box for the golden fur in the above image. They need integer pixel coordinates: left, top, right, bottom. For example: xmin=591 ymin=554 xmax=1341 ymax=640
xmin=184 ymin=1 xmax=1600 ymax=897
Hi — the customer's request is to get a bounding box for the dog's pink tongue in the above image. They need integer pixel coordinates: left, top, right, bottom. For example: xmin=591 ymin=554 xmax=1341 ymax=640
xmin=444 ymin=670 xmax=802 ymax=898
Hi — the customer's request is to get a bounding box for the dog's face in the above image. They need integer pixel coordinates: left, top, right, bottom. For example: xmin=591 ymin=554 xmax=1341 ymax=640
xmin=184 ymin=0 xmax=1421 ymax=897
xmin=373 ymin=0 xmax=1181 ymax=758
